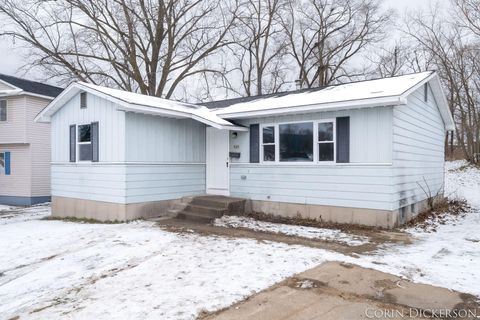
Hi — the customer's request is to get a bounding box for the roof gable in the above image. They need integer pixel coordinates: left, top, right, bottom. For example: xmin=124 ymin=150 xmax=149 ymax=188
xmin=0 ymin=74 xmax=63 ymax=98
xmin=35 ymin=82 xmax=246 ymax=131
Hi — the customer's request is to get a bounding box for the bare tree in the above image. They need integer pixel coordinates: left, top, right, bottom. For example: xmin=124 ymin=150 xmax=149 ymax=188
xmin=405 ymin=2 xmax=480 ymax=163
xmin=225 ymin=0 xmax=290 ymax=96
xmin=282 ymin=0 xmax=390 ymax=88
xmin=0 ymin=0 xmax=239 ymax=99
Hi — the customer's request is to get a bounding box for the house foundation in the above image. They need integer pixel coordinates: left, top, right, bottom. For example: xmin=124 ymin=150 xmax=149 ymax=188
xmin=51 ymin=196 xmax=173 ymax=222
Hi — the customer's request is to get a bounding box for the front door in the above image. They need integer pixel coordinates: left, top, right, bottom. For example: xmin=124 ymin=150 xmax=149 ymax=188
xmin=206 ymin=127 xmax=230 ymax=195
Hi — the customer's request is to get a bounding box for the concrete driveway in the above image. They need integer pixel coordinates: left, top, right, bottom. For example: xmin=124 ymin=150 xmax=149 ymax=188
xmin=201 ymin=262 xmax=480 ymax=320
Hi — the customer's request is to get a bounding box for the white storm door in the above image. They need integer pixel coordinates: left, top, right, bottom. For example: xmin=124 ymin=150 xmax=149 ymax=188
xmin=206 ymin=127 xmax=230 ymax=195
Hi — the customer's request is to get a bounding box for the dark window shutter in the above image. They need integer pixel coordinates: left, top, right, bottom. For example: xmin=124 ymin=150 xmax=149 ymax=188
xmin=336 ymin=117 xmax=350 ymax=163
xmin=249 ymin=124 xmax=260 ymax=163
xmin=69 ymin=125 xmax=76 ymax=162
xmin=4 ymin=151 xmax=10 ymax=175
xmin=91 ymin=122 xmax=99 ymax=162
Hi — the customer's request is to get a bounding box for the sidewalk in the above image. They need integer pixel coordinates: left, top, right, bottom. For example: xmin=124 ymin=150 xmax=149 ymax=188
xmin=201 ymin=262 xmax=480 ymax=320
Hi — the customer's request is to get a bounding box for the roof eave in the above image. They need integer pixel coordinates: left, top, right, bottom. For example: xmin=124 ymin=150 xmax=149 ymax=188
xmin=216 ymin=96 xmax=406 ymax=119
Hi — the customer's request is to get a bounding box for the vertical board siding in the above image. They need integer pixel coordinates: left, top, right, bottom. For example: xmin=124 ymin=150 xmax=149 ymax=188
xmin=229 ymin=107 xmax=393 ymax=164
xmin=125 ymin=113 xmax=206 ymax=162
xmin=230 ymin=164 xmax=394 ymax=210
xmin=51 ymin=94 xmax=126 ymax=163
xmin=125 ymin=164 xmax=206 ymax=203
xmin=392 ymin=85 xmax=446 ymax=208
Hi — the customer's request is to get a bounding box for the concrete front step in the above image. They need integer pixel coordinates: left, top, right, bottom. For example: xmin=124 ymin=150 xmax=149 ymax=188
xmin=177 ymin=212 xmax=216 ymax=223
xmin=176 ymin=195 xmax=246 ymax=223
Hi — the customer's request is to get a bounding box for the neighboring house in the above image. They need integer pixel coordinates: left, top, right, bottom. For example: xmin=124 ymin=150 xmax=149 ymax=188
xmin=35 ymin=71 xmax=454 ymax=227
xmin=0 ymin=74 xmax=63 ymax=205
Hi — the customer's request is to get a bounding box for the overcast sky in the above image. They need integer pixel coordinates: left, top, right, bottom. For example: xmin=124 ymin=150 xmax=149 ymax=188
xmin=0 ymin=0 xmax=441 ymax=83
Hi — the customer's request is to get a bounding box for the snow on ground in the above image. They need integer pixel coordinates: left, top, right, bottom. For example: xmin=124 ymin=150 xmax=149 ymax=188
xmin=353 ymin=161 xmax=480 ymax=297
xmin=0 ymin=208 xmax=349 ymax=320
xmin=214 ymin=215 xmax=369 ymax=246
xmin=0 ymin=204 xmax=15 ymax=211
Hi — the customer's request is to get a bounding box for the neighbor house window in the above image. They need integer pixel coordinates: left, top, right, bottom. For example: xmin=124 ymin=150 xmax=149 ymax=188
xmin=424 ymin=83 xmax=428 ymax=102
xmin=80 ymin=92 xmax=87 ymax=109
xmin=262 ymin=126 xmax=276 ymax=161
xmin=0 ymin=151 xmax=10 ymax=175
xmin=0 ymin=152 xmax=4 ymax=169
xmin=279 ymin=122 xmax=313 ymax=162
xmin=0 ymin=100 xmax=6 ymax=121
xmin=318 ymin=121 xmax=335 ymax=162
xmin=78 ymin=124 xmax=92 ymax=161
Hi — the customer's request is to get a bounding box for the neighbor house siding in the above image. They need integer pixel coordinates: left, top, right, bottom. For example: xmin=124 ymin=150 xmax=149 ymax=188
xmin=0 ymin=144 xmax=32 ymax=197
xmin=26 ymin=96 xmax=52 ymax=197
xmin=392 ymin=85 xmax=446 ymax=209
xmin=229 ymin=107 xmax=393 ymax=164
xmin=0 ymin=96 xmax=27 ymax=144
xmin=0 ymin=81 xmax=14 ymax=91
xmin=51 ymin=93 xmax=126 ymax=163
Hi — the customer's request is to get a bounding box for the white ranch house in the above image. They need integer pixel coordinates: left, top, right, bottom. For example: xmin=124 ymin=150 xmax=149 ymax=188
xmin=35 ymin=71 xmax=454 ymax=227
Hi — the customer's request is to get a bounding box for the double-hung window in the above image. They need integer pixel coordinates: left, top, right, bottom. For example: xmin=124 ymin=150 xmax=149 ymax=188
xmin=262 ymin=126 xmax=276 ymax=161
xmin=0 ymin=100 xmax=7 ymax=122
xmin=318 ymin=120 xmax=335 ymax=162
xmin=78 ymin=124 xmax=92 ymax=161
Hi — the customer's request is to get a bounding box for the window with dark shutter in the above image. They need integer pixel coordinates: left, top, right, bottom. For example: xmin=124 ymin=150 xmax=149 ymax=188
xmin=69 ymin=125 xmax=76 ymax=162
xmin=249 ymin=124 xmax=260 ymax=163
xmin=91 ymin=122 xmax=99 ymax=162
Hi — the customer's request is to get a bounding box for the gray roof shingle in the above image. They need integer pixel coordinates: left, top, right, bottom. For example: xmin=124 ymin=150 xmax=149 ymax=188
xmin=0 ymin=73 xmax=63 ymax=98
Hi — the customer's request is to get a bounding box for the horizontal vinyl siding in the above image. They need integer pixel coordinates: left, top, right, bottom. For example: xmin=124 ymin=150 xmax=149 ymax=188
xmin=0 ymin=96 xmax=27 ymax=144
xmin=51 ymin=93 xmax=126 ymax=163
xmin=392 ymin=85 xmax=446 ymax=209
xmin=51 ymin=164 xmax=126 ymax=203
xmin=229 ymin=107 xmax=393 ymax=164
xmin=230 ymin=164 xmax=393 ymax=210
xmin=125 ymin=164 xmax=205 ymax=203
xmin=26 ymin=96 xmax=51 ymax=197
xmin=0 ymin=144 xmax=32 ymax=197
xmin=125 ymin=113 xmax=206 ymax=162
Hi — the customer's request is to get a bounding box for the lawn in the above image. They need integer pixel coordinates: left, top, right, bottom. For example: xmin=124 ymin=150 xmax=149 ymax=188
xmin=1 ymin=160 xmax=479 ymax=319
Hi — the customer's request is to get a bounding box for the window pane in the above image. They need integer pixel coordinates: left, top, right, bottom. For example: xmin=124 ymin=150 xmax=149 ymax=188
xmin=0 ymin=104 xmax=6 ymax=121
xmin=319 ymin=143 xmax=334 ymax=161
xmin=79 ymin=144 xmax=92 ymax=161
xmin=279 ymin=123 xmax=313 ymax=162
xmin=318 ymin=122 xmax=333 ymax=141
xmin=0 ymin=153 xmax=4 ymax=168
xmin=262 ymin=126 xmax=275 ymax=144
xmin=78 ymin=125 xmax=91 ymax=142
xmin=263 ymin=145 xmax=275 ymax=161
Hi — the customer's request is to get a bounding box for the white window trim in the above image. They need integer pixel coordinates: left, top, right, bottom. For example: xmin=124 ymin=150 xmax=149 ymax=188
xmin=77 ymin=123 xmax=92 ymax=162
xmin=317 ymin=119 xmax=336 ymax=164
xmin=0 ymin=100 xmax=7 ymax=122
xmin=260 ymin=124 xmax=277 ymax=163
xmin=259 ymin=119 xmax=336 ymax=165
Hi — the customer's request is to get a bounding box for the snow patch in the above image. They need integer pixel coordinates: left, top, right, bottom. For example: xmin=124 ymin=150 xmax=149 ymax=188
xmin=214 ymin=215 xmax=369 ymax=246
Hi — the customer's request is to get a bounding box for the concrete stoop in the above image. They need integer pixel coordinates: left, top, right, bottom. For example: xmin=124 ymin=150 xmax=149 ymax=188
xmin=176 ymin=195 xmax=246 ymax=223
